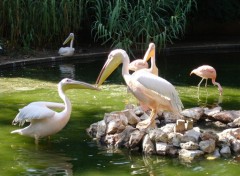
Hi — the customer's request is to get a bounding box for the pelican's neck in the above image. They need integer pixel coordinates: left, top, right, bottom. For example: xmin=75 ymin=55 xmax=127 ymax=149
xmin=121 ymin=52 xmax=132 ymax=84
xmin=58 ymin=85 xmax=72 ymax=118
xmin=121 ymin=53 xmax=130 ymax=76
xmin=150 ymin=55 xmax=159 ymax=76
xmin=70 ymin=38 xmax=74 ymax=48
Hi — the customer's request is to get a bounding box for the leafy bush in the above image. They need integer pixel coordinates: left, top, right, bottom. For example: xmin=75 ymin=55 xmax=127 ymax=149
xmin=87 ymin=0 xmax=197 ymax=54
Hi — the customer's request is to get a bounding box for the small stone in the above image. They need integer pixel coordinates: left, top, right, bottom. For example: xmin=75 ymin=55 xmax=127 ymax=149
xmin=206 ymin=148 xmax=221 ymax=160
xmin=149 ymin=128 xmax=168 ymax=143
xmin=180 ymin=141 xmax=199 ymax=150
xmin=156 ymin=142 xmax=169 ymax=155
xmin=134 ymin=106 xmax=145 ymax=116
xmin=211 ymin=110 xmax=240 ymax=123
xmin=220 ymin=145 xmax=231 ymax=158
xmin=161 ymin=123 xmax=175 ymax=133
xmin=181 ymin=127 xmax=201 ymax=143
xmin=228 ymin=117 xmax=240 ymax=128
xmin=168 ymin=132 xmax=183 ymax=147
xmin=168 ymin=146 xmax=179 ymax=156
xmin=129 ymin=129 xmax=145 ymax=149
xmin=181 ymin=107 xmax=204 ymax=121
xmin=185 ymin=120 xmax=193 ymax=130
xmin=200 ymin=131 xmax=218 ymax=142
xmin=162 ymin=112 xmax=181 ymax=123
xmin=179 ymin=149 xmax=204 ymax=163
xmin=204 ymin=106 xmax=222 ymax=116
xmin=121 ymin=109 xmax=140 ymax=125
xmin=199 ymin=139 xmax=216 ymax=153
xmin=174 ymin=119 xmax=185 ymax=133
xmin=106 ymin=119 xmax=126 ymax=134
xmin=142 ymin=134 xmax=156 ymax=154
xmin=115 ymin=126 xmax=135 ymax=148
xmin=231 ymin=139 xmax=240 ymax=153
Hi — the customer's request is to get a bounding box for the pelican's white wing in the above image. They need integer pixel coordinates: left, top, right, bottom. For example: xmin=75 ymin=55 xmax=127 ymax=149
xmin=31 ymin=101 xmax=65 ymax=109
xmin=58 ymin=47 xmax=68 ymax=55
xmin=133 ymin=70 xmax=183 ymax=112
xmin=12 ymin=101 xmax=64 ymax=126
xmin=58 ymin=47 xmax=75 ymax=56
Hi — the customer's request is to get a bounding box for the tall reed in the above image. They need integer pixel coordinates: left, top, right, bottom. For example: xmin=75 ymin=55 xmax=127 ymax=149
xmin=87 ymin=0 xmax=197 ymax=54
xmin=0 ymin=0 xmax=197 ymax=53
xmin=0 ymin=0 xmax=84 ymax=49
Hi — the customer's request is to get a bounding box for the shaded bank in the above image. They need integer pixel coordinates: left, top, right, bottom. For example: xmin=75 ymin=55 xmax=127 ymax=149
xmin=1 ymin=41 xmax=240 ymax=69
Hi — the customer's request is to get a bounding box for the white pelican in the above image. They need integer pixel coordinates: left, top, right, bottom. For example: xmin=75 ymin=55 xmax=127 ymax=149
xmin=58 ymin=33 xmax=75 ymax=56
xmin=11 ymin=78 xmax=99 ymax=144
xmin=96 ymin=49 xmax=183 ymax=130
xmin=129 ymin=43 xmax=158 ymax=76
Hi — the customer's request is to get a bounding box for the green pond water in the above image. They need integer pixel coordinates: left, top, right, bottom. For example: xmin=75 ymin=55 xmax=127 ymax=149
xmin=0 ymin=51 xmax=240 ymax=175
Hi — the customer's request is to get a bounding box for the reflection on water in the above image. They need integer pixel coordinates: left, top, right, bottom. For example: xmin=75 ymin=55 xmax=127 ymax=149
xmin=11 ymin=145 xmax=73 ymax=175
xmin=197 ymin=93 xmax=223 ymax=108
xmin=59 ymin=64 xmax=76 ymax=79
xmin=130 ymin=154 xmax=162 ymax=175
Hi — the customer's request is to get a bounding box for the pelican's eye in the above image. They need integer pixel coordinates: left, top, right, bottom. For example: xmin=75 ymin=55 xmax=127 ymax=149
xmin=63 ymin=78 xmax=71 ymax=83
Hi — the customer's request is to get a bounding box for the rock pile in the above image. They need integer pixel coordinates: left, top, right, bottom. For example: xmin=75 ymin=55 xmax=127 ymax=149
xmin=87 ymin=104 xmax=240 ymax=162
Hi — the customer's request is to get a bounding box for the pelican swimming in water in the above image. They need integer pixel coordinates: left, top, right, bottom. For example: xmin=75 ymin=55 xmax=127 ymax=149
xmin=11 ymin=78 xmax=99 ymax=144
xmin=96 ymin=49 xmax=183 ymax=130
xmin=129 ymin=43 xmax=158 ymax=76
xmin=58 ymin=33 xmax=75 ymax=56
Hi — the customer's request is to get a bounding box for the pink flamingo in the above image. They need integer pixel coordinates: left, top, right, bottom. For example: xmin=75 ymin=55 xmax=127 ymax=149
xmin=190 ymin=65 xmax=223 ymax=97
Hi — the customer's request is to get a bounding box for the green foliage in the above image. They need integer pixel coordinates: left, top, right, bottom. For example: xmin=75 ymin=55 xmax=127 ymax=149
xmin=87 ymin=0 xmax=197 ymax=54
xmin=0 ymin=0 xmax=84 ymax=48
xmin=0 ymin=0 xmax=197 ymax=52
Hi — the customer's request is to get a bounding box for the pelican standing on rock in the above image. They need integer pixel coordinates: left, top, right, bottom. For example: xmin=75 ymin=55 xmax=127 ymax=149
xmin=129 ymin=43 xmax=159 ymax=111
xmin=190 ymin=65 xmax=223 ymax=98
xmin=58 ymin=33 xmax=75 ymax=56
xmin=96 ymin=49 xmax=183 ymax=130
xmin=11 ymin=78 xmax=99 ymax=144
xmin=129 ymin=43 xmax=158 ymax=76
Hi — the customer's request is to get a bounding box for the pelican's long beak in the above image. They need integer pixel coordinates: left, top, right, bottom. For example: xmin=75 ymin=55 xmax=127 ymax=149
xmin=64 ymin=79 xmax=99 ymax=91
xmin=96 ymin=50 xmax=122 ymax=87
xmin=63 ymin=33 xmax=74 ymax=45
xmin=143 ymin=43 xmax=155 ymax=62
